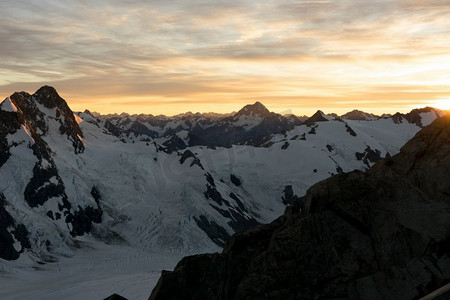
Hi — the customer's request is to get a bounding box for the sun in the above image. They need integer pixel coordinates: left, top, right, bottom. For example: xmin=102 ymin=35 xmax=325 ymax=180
xmin=431 ymin=99 xmax=450 ymax=111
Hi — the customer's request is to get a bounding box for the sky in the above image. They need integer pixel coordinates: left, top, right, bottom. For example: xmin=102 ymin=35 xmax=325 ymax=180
xmin=1 ymin=0 xmax=449 ymax=116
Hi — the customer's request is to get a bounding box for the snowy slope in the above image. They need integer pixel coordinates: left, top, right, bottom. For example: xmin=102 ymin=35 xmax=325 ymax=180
xmin=0 ymin=86 xmax=444 ymax=299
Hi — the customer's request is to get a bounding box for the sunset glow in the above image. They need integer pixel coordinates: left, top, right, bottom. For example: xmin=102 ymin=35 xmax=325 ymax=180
xmin=431 ymin=99 xmax=450 ymax=111
xmin=1 ymin=0 xmax=449 ymax=116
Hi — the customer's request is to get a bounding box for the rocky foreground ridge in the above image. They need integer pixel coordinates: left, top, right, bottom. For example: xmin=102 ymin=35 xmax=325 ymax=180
xmin=149 ymin=115 xmax=450 ymax=299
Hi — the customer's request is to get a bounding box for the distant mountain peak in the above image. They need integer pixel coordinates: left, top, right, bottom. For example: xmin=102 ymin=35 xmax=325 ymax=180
xmin=235 ymin=101 xmax=271 ymax=118
xmin=284 ymin=114 xmax=303 ymax=126
xmin=341 ymin=109 xmax=379 ymax=120
xmin=303 ymin=110 xmax=329 ymax=126
xmin=253 ymin=101 xmax=266 ymax=108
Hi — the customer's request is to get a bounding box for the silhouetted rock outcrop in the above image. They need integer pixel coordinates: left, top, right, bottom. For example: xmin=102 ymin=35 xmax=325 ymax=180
xmin=355 ymin=145 xmax=381 ymax=168
xmin=391 ymin=107 xmax=441 ymax=128
xmin=0 ymin=193 xmax=31 ymax=260
xmin=10 ymin=85 xmax=85 ymax=153
xmin=234 ymin=101 xmax=272 ymax=118
xmin=104 ymin=293 xmax=128 ymax=300
xmin=341 ymin=109 xmax=379 ymax=120
xmin=149 ymin=115 xmax=450 ymax=300
xmin=303 ymin=110 xmax=329 ymax=126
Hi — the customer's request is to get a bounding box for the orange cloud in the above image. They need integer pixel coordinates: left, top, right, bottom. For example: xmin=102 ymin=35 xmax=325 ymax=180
xmin=1 ymin=0 xmax=449 ymax=116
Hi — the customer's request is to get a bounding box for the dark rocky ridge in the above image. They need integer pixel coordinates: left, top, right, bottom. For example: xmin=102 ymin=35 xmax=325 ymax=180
xmin=10 ymin=85 xmax=84 ymax=153
xmin=99 ymin=101 xmax=298 ymax=149
xmin=0 ymin=109 xmax=21 ymax=167
xmin=355 ymin=145 xmax=382 ymax=168
xmin=0 ymin=193 xmax=31 ymax=260
xmin=303 ymin=110 xmax=329 ymax=126
xmin=233 ymin=101 xmax=272 ymax=118
xmin=149 ymin=115 xmax=450 ymax=300
xmin=341 ymin=109 xmax=380 ymax=120
xmin=392 ymin=107 xmax=440 ymax=128
xmin=92 ymin=99 xmax=440 ymax=151
xmin=188 ymin=102 xmax=295 ymax=147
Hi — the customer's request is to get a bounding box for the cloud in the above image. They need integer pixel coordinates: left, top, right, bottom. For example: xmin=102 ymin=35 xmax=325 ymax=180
xmin=0 ymin=0 xmax=449 ymax=115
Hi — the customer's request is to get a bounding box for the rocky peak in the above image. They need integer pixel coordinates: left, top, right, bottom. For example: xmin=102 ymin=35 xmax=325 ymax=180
xmin=391 ymin=107 xmax=443 ymax=127
xmin=303 ymin=109 xmax=329 ymax=126
xmin=235 ymin=101 xmax=271 ymax=118
xmin=341 ymin=109 xmax=379 ymax=120
xmin=33 ymin=85 xmax=62 ymax=109
xmin=8 ymin=86 xmax=84 ymax=153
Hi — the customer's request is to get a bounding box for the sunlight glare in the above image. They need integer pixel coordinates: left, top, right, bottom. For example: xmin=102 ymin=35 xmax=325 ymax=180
xmin=431 ymin=99 xmax=450 ymax=111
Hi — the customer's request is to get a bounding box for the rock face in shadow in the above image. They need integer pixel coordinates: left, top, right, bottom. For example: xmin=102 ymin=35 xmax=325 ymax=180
xmin=0 ymin=109 xmax=21 ymax=167
xmin=0 ymin=193 xmax=31 ymax=260
xmin=10 ymin=85 xmax=85 ymax=153
xmin=303 ymin=110 xmax=329 ymax=126
xmin=149 ymin=115 xmax=450 ymax=300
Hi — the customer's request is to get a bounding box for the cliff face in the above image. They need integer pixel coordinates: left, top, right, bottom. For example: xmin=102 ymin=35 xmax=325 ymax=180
xmin=149 ymin=115 xmax=450 ymax=300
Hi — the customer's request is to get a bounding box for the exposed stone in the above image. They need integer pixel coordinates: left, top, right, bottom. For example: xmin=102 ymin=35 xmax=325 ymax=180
xmin=304 ymin=110 xmax=329 ymax=126
xmin=0 ymin=194 xmax=30 ymax=260
xmin=345 ymin=123 xmax=357 ymax=136
xmin=24 ymin=163 xmax=65 ymax=207
xmin=205 ymin=173 xmax=215 ymax=186
xmin=308 ymin=125 xmax=317 ymax=134
xmin=0 ymin=194 xmax=20 ymax=260
xmin=65 ymin=203 xmax=103 ymax=237
xmin=281 ymin=141 xmax=289 ymax=149
xmin=281 ymin=185 xmax=301 ymax=205
xmin=229 ymin=193 xmax=245 ymax=212
xmin=355 ymin=145 xmax=382 ymax=168
xmin=104 ymin=293 xmax=128 ymax=300
xmin=162 ymin=134 xmax=186 ymax=151
xmin=0 ymin=110 xmax=21 ymax=167
xmin=126 ymin=121 xmax=158 ymax=138
xmin=193 ymin=215 xmax=230 ymax=247
xmin=12 ymin=86 xmax=85 ymax=154
xmin=179 ymin=149 xmax=204 ymax=169
xmin=230 ymin=174 xmax=241 ymax=186
xmin=341 ymin=109 xmax=380 ymax=120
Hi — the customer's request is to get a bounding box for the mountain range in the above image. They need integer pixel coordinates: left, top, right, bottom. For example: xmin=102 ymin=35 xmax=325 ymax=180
xmin=149 ymin=111 xmax=450 ymax=300
xmin=0 ymin=86 xmax=445 ymax=299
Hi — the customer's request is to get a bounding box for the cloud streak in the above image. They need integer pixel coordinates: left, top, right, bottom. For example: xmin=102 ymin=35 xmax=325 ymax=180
xmin=1 ymin=0 xmax=449 ymax=115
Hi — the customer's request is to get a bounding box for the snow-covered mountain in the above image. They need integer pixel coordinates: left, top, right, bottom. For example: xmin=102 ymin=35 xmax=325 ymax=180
xmin=0 ymin=86 xmax=444 ymax=299
xmin=149 ymin=114 xmax=450 ymax=300
xmin=89 ymin=100 xmax=299 ymax=150
xmin=341 ymin=109 xmax=380 ymax=120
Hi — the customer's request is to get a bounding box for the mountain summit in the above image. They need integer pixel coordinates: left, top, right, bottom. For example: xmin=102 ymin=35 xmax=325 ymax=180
xmin=341 ymin=109 xmax=379 ymax=120
xmin=234 ymin=101 xmax=271 ymax=118
xmin=303 ymin=110 xmax=330 ymax=126
xmin=5 ymin=85 xmax=84 ymax=153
